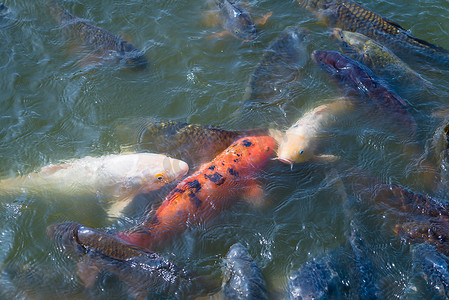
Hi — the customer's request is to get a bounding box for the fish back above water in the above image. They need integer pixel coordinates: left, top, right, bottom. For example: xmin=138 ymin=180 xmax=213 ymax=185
xmin=47 ymin=0 xmax=148 ymax=70
xmin=215 ymin=0 xmax=257 ymax=41
xmin=0 ymin=153 xmax=189 ymax=218
xmin=244 ymin=26 xmax=308 ymax=104
xmin=222 ymin=243 xmax=267 ymax=300
xmin=46 ymin=222 xmax=209 ymax=300
xmin=312 ymin=50 xmax=417 ymax=137
xmin=116 ymin=135 xmax=277 ymax=249
xmin=298 ymin=0 xmax=449 ymax=67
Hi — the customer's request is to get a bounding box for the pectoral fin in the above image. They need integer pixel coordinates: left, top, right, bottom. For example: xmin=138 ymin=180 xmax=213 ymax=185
xmin=105 ymin=196 xmax=134 ymax=219
xmin=77 ymin=258 xmax=100 ymax=288
xmin=207 ymin=30 xmax=232 ymax=39
xmin=313 ymin=154 xmax=339 ymax=163
xmin=255 ymin=11 xmax=272 ymax=26
xmin=242 ymin=181 xmax=265 ymax=207
xmin=203 ymin=10 xmax=219 ymax=27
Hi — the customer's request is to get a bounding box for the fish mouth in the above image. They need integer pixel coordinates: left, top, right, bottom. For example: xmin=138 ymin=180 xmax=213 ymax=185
xmin=275 ymin=157 xmax=295 ymax=166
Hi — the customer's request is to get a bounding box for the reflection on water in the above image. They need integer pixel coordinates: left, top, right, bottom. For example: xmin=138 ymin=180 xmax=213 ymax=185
xmin=1 ymin=0 xmax=449 ymax=298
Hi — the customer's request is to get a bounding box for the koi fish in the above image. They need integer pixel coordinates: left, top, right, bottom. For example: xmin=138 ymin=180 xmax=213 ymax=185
xmin=207 ymin=0 xmax=271 ymax=41
xmin=0 ymin=153 xmax=189 ymax=218
xmin=47 ymin=0 xmax=148 ymax=70
xmin=298 ymin=0 xmax=449 ymax=67
xmin=222 ymin=243 xmax=267 ymax=300
xmin=332 ymin=28 xmax=431 ymax=89
xmin=411 ymin=243 xmax=449 ymax=299
xmin=116 ymin=119 xmax=271 ymax=166
xmin=46 ymin=222 xmax=210 ymax=300
xmin=243 ymin=25 xmax=308 ymax=105
xmin=312 ymin=50 xmax=417 ymax=137
xmin=116 ymin=135 xmax=276 ymax=249
xmin=0 ymin=3 xmax=9 ymax=16
xmin=276 ymin=98 xmax=350 ymax=165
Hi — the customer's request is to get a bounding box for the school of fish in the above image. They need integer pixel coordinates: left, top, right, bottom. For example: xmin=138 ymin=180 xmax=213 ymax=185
xmin=1 ymin=0 xmax=449 ymax=299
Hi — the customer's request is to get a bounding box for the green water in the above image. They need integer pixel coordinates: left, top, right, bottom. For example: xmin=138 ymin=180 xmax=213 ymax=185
xmin=1 ymin=0 xmax=449 ymax=298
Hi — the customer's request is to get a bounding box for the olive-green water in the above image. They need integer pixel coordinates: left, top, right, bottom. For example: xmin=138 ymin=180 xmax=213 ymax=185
xmin=1 ymin=0 xmax=449 ymax=299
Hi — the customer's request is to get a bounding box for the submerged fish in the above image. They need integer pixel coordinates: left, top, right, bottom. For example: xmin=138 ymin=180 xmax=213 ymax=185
xmin=47 ymin=0 xmax=148 ymax=70
xmin=276 ymin=98 xmax=350 ymax=165
xmin=332 ymin=28 xmax=431 ymax=88
xmin=431 ymin=116 xmax=449 ymax=185
xmin=115 ymin=135 xmax=276 ymax=249
xmin=287 ymin=256 xmax=340 ymax=300
xmin=117 ymin=119 xmax=270 ymax=166
xmin=411 ymin=243 xmax=449 ymax=299
xmin=214 ymin=0 xmax=258 ymax=41
xmin=0 ymin=3 xmax=9 ymax=16
xmin=244 ymin=25 xmax=308 ymax=104
xmin=312 ymin=50 xmax=417 ymax=137
xmin=298 ymin=0 xmax=449 ymax=67
xmin=222 ymin=243 xmax=267 ymax=300
xmin=0 ymin=153 xmax=189 ymax=218
xmin=46 ymin=222 xmax=209 ymax=300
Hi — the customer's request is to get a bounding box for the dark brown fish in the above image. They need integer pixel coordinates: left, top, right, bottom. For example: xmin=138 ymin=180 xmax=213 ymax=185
xmin=215 ymin=0 xmax=258 ymax=41
xmin=46 ymin=222 xmax=210 ymax=300
xmin=312 ymin=50 xmax=417 ymax=137
xmin=118 ymin=119 xmax=270 ymax=166
xmin=244 ymin=25 xmax=308 ymax=104
xmin=298 ymin=0 xmax=449 ymax=67
xmin=48 ymin=0 xmax=148 ymax=70
xmin=395 ymin=221 xmax=449 ymax=257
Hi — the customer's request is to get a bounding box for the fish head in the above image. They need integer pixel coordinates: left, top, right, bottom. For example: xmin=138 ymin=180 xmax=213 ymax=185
xmin=230 ymin=14 xmax=258 ymax=41
xmin=118 ymin=41 xmax=149 ymax=71
xmin=47 ymin=222 xmax=85 ymax=256
xmin=311 ymin=50 xmax=352 ymax=75
xmin=131 ymin=154 xmax=189 ymax=194
xmin=276 ymin=134 xmax=314 ymax=165
xmin=332 ymin=29 xmax=367 ymax=54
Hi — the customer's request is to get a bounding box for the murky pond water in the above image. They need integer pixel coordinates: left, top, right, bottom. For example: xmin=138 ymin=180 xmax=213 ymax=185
xmin=2 ymin=0 xmax=449 ymax=299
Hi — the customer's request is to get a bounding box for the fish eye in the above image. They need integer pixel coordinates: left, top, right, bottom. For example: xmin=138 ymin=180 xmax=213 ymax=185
xmin=155 ymin=173 xmax=164 ymax=181
xmin=299 ymin=150 xmax=304 ymax=155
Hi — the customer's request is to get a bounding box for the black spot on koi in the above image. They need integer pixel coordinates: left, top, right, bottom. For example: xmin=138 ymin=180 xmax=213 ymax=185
xmin=188 ymin=191 xmax=202 ymax=208
xmin=187 ymin=180 xmax=202 ymax=193
xmin=242 ymin=140 xmax=252 ymax=147
xmin=227 ymin=168 xmax=239 ymax=177
xmin=204 ymin=172 xmax=225 ymax=185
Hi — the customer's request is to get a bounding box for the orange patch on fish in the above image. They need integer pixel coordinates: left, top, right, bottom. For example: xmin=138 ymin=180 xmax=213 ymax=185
xmin=117 ymin=136 xmax=276 ymax=249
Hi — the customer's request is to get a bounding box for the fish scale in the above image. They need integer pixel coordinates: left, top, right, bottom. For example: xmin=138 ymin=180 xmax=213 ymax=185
xmin=300 ymin=0 xmax=449 ymax=67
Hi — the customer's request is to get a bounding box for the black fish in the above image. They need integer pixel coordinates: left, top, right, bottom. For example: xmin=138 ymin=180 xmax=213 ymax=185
xmin=48 ymin=0 xmax=148 ymax=71
xmin=312 ymin=50 xmax=417 ymax=137
xmin=244 ymin=25 xmax=308 ymax=104
xmin=222 ymin=243 xmax=267 ymax=300
xmin=46 ymin=222 xmax=210 ymax=300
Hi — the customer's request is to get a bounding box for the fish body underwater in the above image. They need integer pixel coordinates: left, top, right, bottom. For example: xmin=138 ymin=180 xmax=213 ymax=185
xmin=0 ymin=153 xmax=189 ymax=218
xmin=119 ymin=119 xmax=270 ymax=166
xmin=222 ymin=243 xmax=267 ymax=300
xmin=48 ymin=0 xmax=148 ymax=70
xmin=244 ymin=25 xmax=308 ymax=104
xmin=312 ymin=50 xmax=417 ymax=137
xmin=298 ymin=0 xmax=449 ymax=67
xmin=332 ymin=28 xmax=431 ymax=88
xmin=214 ymin=0 xmax=258 ymax=41
xmin=46 ymin=222 xmax=209 ymax=300
xmin=116 ymin=135 xmax=276 ymax=249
